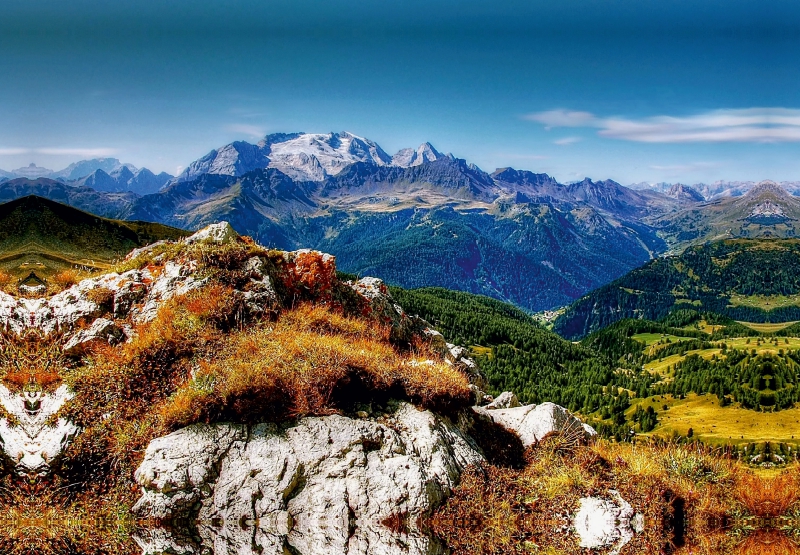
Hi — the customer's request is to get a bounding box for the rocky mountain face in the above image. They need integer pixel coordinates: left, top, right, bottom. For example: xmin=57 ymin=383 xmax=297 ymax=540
xmin=19 ymin=134 xmax=800 ymax=314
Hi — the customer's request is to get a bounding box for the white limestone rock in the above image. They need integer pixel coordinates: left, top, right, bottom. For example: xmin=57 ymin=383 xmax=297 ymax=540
xmin=475 ymin=402 xmax=597 ymax=447
xmin=134 ymin=403 xmax=483 ymax=555
xmin=486 ymin=391 xmax=520 ymax=410
xmin=0 ymin=384 xmax=80 ymax=475
xmin=184 ymin=222 xmax=239 ymax=245
xmin=573 ymin=490 xmax=643 ymax=555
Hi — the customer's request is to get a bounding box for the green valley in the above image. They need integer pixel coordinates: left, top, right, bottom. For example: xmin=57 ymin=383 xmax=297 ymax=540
xmin=391 ymin=285 xmax=800 ymax=460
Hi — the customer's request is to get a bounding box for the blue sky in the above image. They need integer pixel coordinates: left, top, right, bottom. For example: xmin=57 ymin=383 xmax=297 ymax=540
xmin=2 ymin=0 xmax=800 ymax=184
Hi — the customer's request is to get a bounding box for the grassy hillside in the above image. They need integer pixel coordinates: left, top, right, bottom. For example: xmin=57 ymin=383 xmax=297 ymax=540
xmin=391 ymin=287 xmax=800 ymax=453
xmin=554 ymin=238 xmax=800 ymax=339
xmin=0 ymin=195 xmax=188 ymax=280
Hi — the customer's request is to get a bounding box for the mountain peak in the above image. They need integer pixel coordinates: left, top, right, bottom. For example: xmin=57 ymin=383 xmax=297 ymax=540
xmin=391 ymin=142 xmax=442 ymax=167
xmin=745 ymin=180 xmax=788 ymax=199
xmin=666 ymin=183 xmax=705 ymax=202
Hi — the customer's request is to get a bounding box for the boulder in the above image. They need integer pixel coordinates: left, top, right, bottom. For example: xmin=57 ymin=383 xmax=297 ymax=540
xmin=134 ymin=403 xmax=484 ymax=555
xmin=486 ymin=391 xmax=520 ymax=410
xmin=184 ymin=221 xmax=239 ymax=244
xmin=475 ymin=402 xmax=597 ymax=447
xmin=573 ymin=490 xmax=643 ymax=555
xmin=62 ymin=317 xmax=125 ymax=356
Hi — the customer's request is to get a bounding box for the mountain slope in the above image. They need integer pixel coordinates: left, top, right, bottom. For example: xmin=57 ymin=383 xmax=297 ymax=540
xmin=0 ymin=178 xmax=137 ymax=218
xmin=122 ymin=159 xmax=666 ymax=311
xmin=553 ymin=237 xmax=800 ymax=339
xmin=653 ymin=181 xmax=800 ymax=252
xmin=0 ymin=195 xmax=187 ymax=277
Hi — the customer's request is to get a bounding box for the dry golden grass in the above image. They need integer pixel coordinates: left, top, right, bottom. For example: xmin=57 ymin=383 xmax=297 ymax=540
xmin=160 ymin=304 xmax=471 ymax=428
xmin=432 ymin=438 xmax=785 ymax=555
xmin=51 ymin=269 xmax=78 ymax=289
xmin=735 ymin=472 xmax=800 ymax=518
xmin=0 ymin=480 xmax=139 ymax=555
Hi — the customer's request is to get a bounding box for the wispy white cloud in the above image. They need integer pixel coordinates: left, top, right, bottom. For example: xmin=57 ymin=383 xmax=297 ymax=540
xmin=225 ymin=123 xmax=267 ymax=139
xmin=36 ymin=147 xmax=117 ymax=156
xmin=525 ymin=108 xmax=800 ymax=143
xmin=0 ymin=148 xmax=31 ymax=155
xmin=553 ymin=136 xmax=582 ymax=146
xmin=525 ymin=110 xmax=596 ymax=129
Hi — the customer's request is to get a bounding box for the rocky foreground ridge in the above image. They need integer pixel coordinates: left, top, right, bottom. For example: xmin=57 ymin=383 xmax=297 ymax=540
xmin=0 ymin=223 xmax=641 ymax=555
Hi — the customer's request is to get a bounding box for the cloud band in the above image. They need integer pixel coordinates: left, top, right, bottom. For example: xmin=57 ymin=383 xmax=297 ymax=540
xmin=525 ymin=108 xmax=800 ymax=143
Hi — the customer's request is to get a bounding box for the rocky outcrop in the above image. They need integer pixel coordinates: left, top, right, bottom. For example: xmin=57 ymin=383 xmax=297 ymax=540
xmin=486 ymin=390 xmax=520 ymax=409
xmin=183 ymin=221 xmax=238 ymax=244
xmin=573 ymin=490 xmax=643 ymax=555
xmin=0 ymin=384 xmax=79 ymax=475
xmin=62 ymin=317 xmax=125 ymax=355
xmin=134 ymin=403 xmax=483 ymax=555
xmin=475 ymin=402 xmax=597 ymax=448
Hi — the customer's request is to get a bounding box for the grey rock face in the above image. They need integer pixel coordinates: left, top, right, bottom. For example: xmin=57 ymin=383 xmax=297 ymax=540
xmin=133 ymin=403 xmax=483 ymax=555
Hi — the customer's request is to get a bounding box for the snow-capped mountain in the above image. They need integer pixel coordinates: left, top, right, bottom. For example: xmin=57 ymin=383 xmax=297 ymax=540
xmin=391 ymin=142 xmax=442 ymax=167
xmin=176 ymin=132 xmax=395 ymax=183
xmin=175 ymin=132 xmax=448 ymax=183
xmin=266 ymin=132 xmax=393 ymax=181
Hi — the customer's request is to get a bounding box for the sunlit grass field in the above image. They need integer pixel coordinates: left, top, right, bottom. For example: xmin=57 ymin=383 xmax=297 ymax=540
xmin=629 ymin=322 xmax=800 ymax=445
xmin=737 ymin=321 xmax=799 ymax=333
xmin=632 ymin=393 xmax=800 ymax=445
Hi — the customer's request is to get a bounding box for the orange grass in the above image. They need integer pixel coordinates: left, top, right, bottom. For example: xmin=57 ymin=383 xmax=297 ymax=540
xmin=160 ymin=304 xmax=472 ymax=428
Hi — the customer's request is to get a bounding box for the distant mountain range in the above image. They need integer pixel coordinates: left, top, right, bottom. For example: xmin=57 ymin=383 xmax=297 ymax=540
xmin=630 ymin=179 xmax=800 ymax=200
xmin=0 ymin=159 xmax=172 ymax=194
xmin=4 ymin=132 xmax=800 ymax=313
